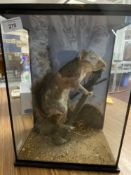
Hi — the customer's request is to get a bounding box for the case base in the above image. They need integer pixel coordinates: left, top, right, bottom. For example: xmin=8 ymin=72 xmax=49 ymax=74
xmin=15 ymin=160 xmax=120 ymax=173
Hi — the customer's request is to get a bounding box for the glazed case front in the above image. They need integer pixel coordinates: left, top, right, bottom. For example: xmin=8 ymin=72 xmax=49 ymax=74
xmin=0 ymin=3 xmax=131 ymax=172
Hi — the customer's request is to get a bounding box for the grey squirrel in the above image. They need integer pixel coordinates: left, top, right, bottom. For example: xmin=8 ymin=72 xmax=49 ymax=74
xmin=32 ymin=50 xmax=106 ymax=145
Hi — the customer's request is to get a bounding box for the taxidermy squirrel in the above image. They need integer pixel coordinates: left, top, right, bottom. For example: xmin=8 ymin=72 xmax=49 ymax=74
xmin=32 ymin=50 xmax=106 ymax=145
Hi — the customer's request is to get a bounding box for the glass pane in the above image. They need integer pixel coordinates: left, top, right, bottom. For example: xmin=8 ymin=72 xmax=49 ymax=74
xmin=66 ymin=0 xmax=131 ymax=4
xmin=104 ymin=24 xmax=131 ymax=161
xmin=1 ymin=24 xmax=33 ymax=152
xmin=0 ymin=13 xmax=130 ymax=166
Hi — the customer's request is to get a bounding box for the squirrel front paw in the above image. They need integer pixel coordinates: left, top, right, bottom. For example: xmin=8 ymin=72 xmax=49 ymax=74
xmin=88 ymin=91 xmax=93 ymax=96
xmin=84 ymin=90 xmax=93 ymax=96
xmin=79 ymin=84 xmax=93 ymax=96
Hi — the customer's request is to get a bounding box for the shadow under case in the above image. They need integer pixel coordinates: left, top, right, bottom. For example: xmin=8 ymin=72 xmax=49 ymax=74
xmin=0 ymin=4 xmax=131 ymax=172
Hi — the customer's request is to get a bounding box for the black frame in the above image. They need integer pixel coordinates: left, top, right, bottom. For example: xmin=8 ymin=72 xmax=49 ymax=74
xmin=0 ymin=4 xmax=131 ymax=173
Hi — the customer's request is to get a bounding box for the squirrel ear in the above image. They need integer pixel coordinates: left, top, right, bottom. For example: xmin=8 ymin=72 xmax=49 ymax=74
xmin=80 ymin=50 xmax=87 ymax=60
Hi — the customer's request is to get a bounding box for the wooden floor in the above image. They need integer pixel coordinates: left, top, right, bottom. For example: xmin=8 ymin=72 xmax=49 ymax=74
xmin=0 ymin=88 xmax=131 ymax=175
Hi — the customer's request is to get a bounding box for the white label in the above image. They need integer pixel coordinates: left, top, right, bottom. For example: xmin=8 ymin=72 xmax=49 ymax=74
xmin=1 ymin=17 xmax=23 ymax=33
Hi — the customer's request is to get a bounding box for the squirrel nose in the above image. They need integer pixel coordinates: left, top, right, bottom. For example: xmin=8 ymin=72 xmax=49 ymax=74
xmin=98 ymin=60 xmax=106 ymax=70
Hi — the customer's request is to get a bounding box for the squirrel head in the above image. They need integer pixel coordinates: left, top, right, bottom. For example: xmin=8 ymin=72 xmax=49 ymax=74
xmin=80 ymin=50 xmax=106 ymax=71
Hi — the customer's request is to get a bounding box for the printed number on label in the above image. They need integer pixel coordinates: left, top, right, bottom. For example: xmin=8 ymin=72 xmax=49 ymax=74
xmin=8 ymin=23 xmax=17 ymax=29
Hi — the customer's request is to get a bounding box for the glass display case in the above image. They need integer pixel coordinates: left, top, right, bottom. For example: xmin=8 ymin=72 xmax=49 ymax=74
xmin=0 ymin=4 xmax=131 ymax=172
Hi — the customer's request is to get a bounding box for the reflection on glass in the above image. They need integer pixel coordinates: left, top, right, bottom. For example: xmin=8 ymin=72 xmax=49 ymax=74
xmin=1 ymin=27 xmax=33 ymax=152
xmin=0 ymin=14 xmax=130 ymax=167
xmin=104 ymin=24 xmax=131 ymax=160
xmin=66 ymin=0 xmax=131 ymax=4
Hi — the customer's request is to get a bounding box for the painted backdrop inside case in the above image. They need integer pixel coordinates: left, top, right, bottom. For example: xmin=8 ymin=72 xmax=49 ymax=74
xmin=1 ymin=12 xmax=130 ymax=168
